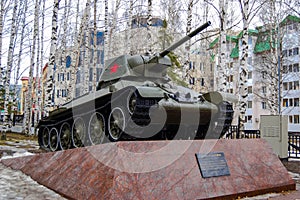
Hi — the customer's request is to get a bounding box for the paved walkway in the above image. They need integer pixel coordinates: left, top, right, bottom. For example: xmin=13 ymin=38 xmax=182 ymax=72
xmin=0 ymin=163 xmax=65 ymax=200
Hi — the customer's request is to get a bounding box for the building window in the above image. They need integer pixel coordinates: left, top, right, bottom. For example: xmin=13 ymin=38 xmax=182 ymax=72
xmin=293 ymin=47 xmax=299 ymax=55
xmin=283 ymin=50 xmax=287 ymax=57
xmin=62 ymin=89 xmax=67 ymax=97
xmin=248 ymin=101 xmax=252 ymax=109
xmin=67 ymin=72 xmax=70 ymax=81
xmin=289 ymin=99 xmax=293 ymax=107
xmin=189 ymin=62 xmax=195 ymax=70
xmin=248 ymin=86 xmax=252 ymax=93
xmin=294 ymin=115 xmax=299 ymax=124
xmin=289 ymin=65 xmax=293 ymax=72
xmin=248 ymin=71 xmax=252 ymax=79
xmin=294 ymin=64 xmax=299 ymax=72
xmin=262 ymin=71 xmax=267 ymax=79
xmin=283 ymin=82 xmax=288 ymax=90
xmin=200 ymin=78 xmax=205 ymax=86
xmin=289 ymin=116 xmax=293 ymax=123
xmin=227 ymin=75 xmax=232 ymax=82
xmin=56 ymin=89 xmax=60 ymax=98
xmin=262 ymin=102 xmax=267 ymax=109
xmin=199 ymin=63 xmax=204 ymax=71
xmin=283 ymin=99 xmax=288 ymax=107
xmin=262 ymin=86 xmax=267 ymax=94
xmin=60 ymin=73 xmax=64 ymax=81
xmin=289 ymin=82 xmax=293 ymax=90
xmin=294 ymin=98 xmax=299 ymax=107
xmin=89 ymin=68 xmax=93 ymax=82
xmin=189 ymin=77 xmax=195 ymax=85
xmin=294 ymin=81 xmax=299 ymax=90
xmin=283 ymin=65 xmax=288 ymax=73
xmin=57 ymin=73 xmax=60 ymax=82
xmin=245 ymin=115 xmax=252 ymax=123
xmin=289 ymin=49 xmax=293 ymax=56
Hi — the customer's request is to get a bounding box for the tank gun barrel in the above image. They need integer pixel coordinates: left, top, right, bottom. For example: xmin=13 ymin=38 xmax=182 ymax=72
xmin=159 ymin=21 xmax=211 ymax=57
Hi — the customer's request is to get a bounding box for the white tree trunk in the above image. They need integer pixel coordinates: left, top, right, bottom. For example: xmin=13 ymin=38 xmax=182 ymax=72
xmin=24 ymin=0 xmax=39 ymax=135
xmin=13 ymin=0 xmax=28 ymax=122
xmin=104 ymin=0 xmax=109 ymax=61
xmin=2 ymin=0 xmax=18 ymax=136
xmin=69 ymin=0 xmax=91 ymax=99
xmin=83 ymin=0 xmax=91 ymax=95
xmin=0 ymin=1 xmax=5 ymax=92
xmin=67 ymin=0 xmax=80 ymax=101
xmin=39 ymin=0 xmax=46 ymax=119
xmin=238 ymin=0 xmax=249 ymax=134
xmin=218 ymin=0 xmax=228 ymax=92
xmin=147 ymin=0 xmax=152 ymax=54
xmin=268 ymin=0 xmax=278 ymax=115
xmin=34 ymin=0 xmax=41 ymax=131
xmin=108 ymin=0 xmax=121 ymax=58
xmin=183 ymin=0 xmax=193 ymax=85
xmin=60 ymin=0 xmax=71 ymax=100
xmin=126 ymin=0 xmax=133 ymax=55
xmin=45 ymin=0 xmax=59 ymax=115
xmin=92 ymin=0 xmax=97 ymax=91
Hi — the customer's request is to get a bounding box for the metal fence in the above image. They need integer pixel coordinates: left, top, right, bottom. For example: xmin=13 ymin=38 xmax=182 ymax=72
xmin=225 ymin=126 xmax=300 ymax=159
xmin=288 ymin=133 xmax=300 ymax=159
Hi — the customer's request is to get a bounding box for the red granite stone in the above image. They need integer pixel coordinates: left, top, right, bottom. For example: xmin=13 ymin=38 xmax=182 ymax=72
xmin=0 ymin=139 xmax=296 ymax=199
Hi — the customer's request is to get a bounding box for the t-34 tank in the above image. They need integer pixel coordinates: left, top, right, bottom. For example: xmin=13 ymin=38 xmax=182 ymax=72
xmin=38 ymin=21 xmax=236 ymax=151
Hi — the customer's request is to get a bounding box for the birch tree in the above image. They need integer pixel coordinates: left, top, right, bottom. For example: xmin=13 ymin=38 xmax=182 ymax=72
xmin=108 ymin=0 xmax=121 ymax=58
xmin=13 ymin=0 xmax=28 ymax=121
xmin=92 ymin=0 xmax=97 ymax=90
xmin=147 ymin=0 xmax=152 ymax=54
xmin=218 ymin=0 xmax=228 ymax=92
xmin=67 ymin=0 xmax=80 ymax=101
xmin=39 ymin=0 xmax=46 ymax=118
xmin=238 ymin=0 xmax=250 ymax=134
xmin=45 ymin=0 xmax=59 ymax=115
xmin=24 ymin=0 xmax=39 ymax=135
xmin=104 ymin=0 xmax=109 ymax=61
xmin=0 ymin=1 xmax=6 ymax=94
xmin=60 ymin=0 xmax=71 ymax=98
xmin=126 ymin=0 xmax=134 ymax=55
xmin=183 ymin=0 xmax=193 ymax=85
xmin=68 ymin=0 xmax=91 ymax=99
xmin=33 ymin=0 xmax=41 ymax=129
xmin=83 ymin=0 xmax=92 ymax=94
xmin=2 ymin=0 xmax=18 ymax=138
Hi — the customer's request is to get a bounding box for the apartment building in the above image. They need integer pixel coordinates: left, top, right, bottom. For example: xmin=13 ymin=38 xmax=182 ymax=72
xmin=197 ymin=15 xmax=300 ymax=133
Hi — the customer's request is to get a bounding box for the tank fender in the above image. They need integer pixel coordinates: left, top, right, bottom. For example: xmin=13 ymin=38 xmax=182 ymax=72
xmin=135 ymin=86 xmax=165 ymax=98
xmin=202 ymin=91 xmax=238 ymax=104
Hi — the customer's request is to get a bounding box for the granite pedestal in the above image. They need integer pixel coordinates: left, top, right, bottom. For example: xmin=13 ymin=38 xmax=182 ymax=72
xmin=1 ymin=139 xmax=295 ymax=199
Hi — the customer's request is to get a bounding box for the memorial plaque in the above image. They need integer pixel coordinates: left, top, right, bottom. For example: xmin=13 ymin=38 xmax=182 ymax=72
xmin=196 ymin=152 xmax=230 ymax=178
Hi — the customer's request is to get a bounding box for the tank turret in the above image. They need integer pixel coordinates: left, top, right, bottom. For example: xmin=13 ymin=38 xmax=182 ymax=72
xmin=38 ymin=21 xmax=236 ymax=152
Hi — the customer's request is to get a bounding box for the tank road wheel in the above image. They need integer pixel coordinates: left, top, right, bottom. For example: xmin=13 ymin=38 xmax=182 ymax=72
xmin=127 ymin=90 xmax=137 ymax=115
xmin=88 ymin=112 xmax=105 ymax=145
xmin=39 ymin=127 xmax=49 ymax=149
xmin=49 ymin=127 xmax=59 ymax=152
xmin=72 ymin=117 xmax=85 ymax=148
xmin=59 ymin=122 xmax=72 ymax=150
xmin=108 ymin=107 xmax=125 ymax=141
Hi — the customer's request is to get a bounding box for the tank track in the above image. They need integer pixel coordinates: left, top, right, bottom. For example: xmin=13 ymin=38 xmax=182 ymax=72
xmin=37 ymin=90 xmax=234 ymax=151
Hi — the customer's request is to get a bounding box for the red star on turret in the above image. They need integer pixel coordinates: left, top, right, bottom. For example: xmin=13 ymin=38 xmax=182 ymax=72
xmin=110 ymin=64 xmax=119 ymax=74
